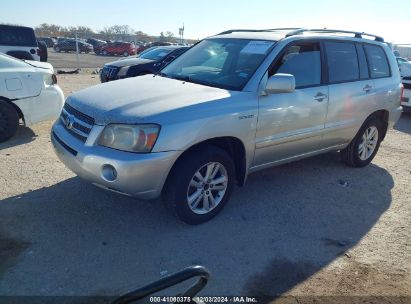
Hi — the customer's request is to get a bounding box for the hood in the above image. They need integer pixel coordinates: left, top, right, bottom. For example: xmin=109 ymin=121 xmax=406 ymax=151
xmin=24 ymin=60 xmax=54 ymax=72
xmin=105 ymin=57 xmax=154 ymax=68
xmin=67 ymin=75 xmax=232 ymax=125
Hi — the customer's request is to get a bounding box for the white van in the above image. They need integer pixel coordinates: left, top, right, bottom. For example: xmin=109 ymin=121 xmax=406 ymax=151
xmin=0 ymin=25 xmax=40 ymax=61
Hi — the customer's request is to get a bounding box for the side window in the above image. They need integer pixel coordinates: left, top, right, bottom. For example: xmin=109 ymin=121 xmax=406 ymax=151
xmin=270 ymin=42 xmax=322 ymax=88
xmin=356 ymin=44 xmax=370 ymax=79
xmin=324 ymin=41 xmax=359 ymax=83
xmin=364 ymin=45 xmax=390 ymax=78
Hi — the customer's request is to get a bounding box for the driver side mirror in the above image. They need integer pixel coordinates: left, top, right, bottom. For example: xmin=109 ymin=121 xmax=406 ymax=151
xmin=265 ymin=73 xmax=295 ymax=94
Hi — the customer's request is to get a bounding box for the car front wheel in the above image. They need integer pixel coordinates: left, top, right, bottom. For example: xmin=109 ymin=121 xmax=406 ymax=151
xmin=163 ymin=146 xmax=235 ymax=225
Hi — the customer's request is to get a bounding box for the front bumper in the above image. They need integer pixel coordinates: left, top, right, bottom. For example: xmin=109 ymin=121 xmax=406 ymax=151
xmin=51 ymin=120 xmax=181 ymax=199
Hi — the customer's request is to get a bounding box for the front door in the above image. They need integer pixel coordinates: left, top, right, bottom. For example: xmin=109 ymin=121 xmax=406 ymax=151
xmin=253 ymin=40 xmax=329 ymax=167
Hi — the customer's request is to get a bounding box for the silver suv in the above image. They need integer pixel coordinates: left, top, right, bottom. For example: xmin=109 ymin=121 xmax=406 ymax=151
xmin=51 ymin=28 xmax=402 ymax=224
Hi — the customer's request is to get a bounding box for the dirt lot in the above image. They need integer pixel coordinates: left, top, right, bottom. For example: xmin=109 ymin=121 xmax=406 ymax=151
xmin=0 ymin=74 xmax=410 ymax=303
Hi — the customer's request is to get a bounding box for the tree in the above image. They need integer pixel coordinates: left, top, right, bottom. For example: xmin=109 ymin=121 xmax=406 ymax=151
xmin=159 ymin=32 xmax=166 ymax=42
xmin=165 ymin=31 xmax=175 ymax=42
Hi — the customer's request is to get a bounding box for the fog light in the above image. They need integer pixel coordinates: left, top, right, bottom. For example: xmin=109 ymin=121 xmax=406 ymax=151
xmin=102 ymin=164 xmax=117 ymax=182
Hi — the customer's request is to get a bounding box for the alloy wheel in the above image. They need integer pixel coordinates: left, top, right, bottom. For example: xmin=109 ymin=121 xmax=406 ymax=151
xmin=186 ymin=162 xmax=228 ymax=215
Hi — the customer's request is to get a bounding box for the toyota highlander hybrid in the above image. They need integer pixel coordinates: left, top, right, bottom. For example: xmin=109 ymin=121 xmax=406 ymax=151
xmin=51 ymin=28 xmax=402 ymax=224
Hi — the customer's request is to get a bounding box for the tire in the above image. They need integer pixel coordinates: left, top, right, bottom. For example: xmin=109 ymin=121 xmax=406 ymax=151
xmin=123 ymin=51 xmax=129 ymax=57
xmin=341 ymin=117 xmax=385 ymax=167
xmin=55 ymin=46 xmax=60 ymax=52
xmin=162 ymin=145 xmax=236 ymax=225
xmin=0 ymin=100 xmax=19 ymax=143
xmin=102 ymin=50 xmax=108 ymax=56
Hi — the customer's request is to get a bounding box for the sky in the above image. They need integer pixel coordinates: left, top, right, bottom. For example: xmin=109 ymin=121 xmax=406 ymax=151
xmin=1 ymin=0 xmax=410 ymax=43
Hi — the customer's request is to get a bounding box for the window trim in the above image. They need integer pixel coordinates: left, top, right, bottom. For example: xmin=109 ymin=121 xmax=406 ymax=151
xmin=362 ymin=42 xmax=392 ymax=80
xmin=268 ymin=39 xmax=326 ymax=89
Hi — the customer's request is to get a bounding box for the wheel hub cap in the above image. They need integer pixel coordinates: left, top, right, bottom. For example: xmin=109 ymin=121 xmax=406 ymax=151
xmin=186 ymin=162 xmax=228 ymax=215
xmin=358 ymin=126 xmax=378 ymax=161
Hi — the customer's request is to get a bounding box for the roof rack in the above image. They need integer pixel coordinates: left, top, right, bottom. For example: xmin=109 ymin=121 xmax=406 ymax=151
xmin=216 ymin=28 xmax=384 ymax=42
xmin=217 ymin=28 xmax=304 ymax=35
xmin=285 ymin=29 xmax=384 ymax=42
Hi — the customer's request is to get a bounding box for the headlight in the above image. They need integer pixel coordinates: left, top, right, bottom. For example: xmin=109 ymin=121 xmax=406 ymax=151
xmin=98 ymin=124 xmax=160 ymax=153
xmin=117 ymin=66 xmax=130 ymax=77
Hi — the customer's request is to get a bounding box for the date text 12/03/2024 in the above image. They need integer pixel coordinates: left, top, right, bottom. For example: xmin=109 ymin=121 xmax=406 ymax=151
xmin=149 ymin=296 xmax=258 ymax=303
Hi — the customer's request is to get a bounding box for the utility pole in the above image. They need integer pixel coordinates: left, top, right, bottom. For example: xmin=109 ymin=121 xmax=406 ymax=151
xmin=75 ymin=32 xmax=80 ymax=71
xmin=179 ymin=24 xmax=185 ymax=44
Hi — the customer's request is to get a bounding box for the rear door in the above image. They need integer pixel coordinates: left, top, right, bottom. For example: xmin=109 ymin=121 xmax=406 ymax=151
xmin=321 ymin=40 xmax=374 ymax=148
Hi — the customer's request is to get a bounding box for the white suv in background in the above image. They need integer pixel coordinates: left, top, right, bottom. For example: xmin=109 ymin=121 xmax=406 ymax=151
xmin=0 ymin=53 xmax=64 ymax=142
xmin=0 ymin=25 xmax=40 ymax=61
xmin=402 ymin=76 xmax=411 ymax=111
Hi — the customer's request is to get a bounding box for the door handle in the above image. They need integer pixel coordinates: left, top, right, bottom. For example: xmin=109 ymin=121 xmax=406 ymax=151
xmin=363 ymin=85 xmax=373 ymax=92
xmin=314 ymin=93 xmax=328 ymax=102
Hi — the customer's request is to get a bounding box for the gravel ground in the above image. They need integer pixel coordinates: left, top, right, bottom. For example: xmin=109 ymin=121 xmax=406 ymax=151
xmin=0 ymin=75 xmax=410 ymax=303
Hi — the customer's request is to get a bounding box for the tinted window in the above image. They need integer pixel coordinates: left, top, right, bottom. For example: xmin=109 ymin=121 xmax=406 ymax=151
xmin=271 ymin=42 xmax=322 ymax=88
xmin=364 ymin=45 xmax=390 ymax=78
xmin=325 ymin=42 xmax=359 ymax=83
xmin=140 ymin=48 xmax=173 ymax=60
xmin=356 ymin=44 xmax=370 ymax=79
xmin=0 ymin=25 xmax=37 ymax=47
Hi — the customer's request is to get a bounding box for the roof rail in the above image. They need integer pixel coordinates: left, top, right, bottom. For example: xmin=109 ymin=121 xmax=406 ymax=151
xmin=285 ymin=29 xmax=384 ymax=42
xmin=217 ymin=28 xmax=304 ymax=35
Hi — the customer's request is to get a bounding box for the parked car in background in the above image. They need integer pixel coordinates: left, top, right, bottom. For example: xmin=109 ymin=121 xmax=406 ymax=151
xmin=99 ymin=42 xmax=136 ymax=57
xmin=137 ymin=41 xmax=172 ymax=54
xmin=37 ymin=37 xmax=56 ymax=48
xmin=54 ymin=39 xmax=93 ymax=53
xmin=401 ymin=76 xmax=411 ymax=112
xmin=86 ymin=38 xmax=107 ymax=54
xmin=100 ymin=46 xmax=188 ymax=82
xmin=37 ymin=40 xmax=48 ymax=62
xmin=51 ymin=28 xmax=402 ymax=224
xmin=0 ymin=25 xmax=40 ymax=61
xmin=396 ymin=57 xmax=411 ymax=77
xmin=0 ymin=53 xmax=64 ymax=142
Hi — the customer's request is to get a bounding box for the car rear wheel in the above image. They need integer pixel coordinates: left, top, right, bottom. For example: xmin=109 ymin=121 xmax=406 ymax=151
xmin=102 ymin=50 xmax=108 ymax=56
xmin=123 ymin=51 xmax=129 ymax=57
xmin=163 ymin=146 xmax=235 ymax=225
xmin=55 ymin=46 xmax=60 ymax=52
xmin=341 ymin=117 xmax=384 ymax=167
xmin=0 ymin=100 xmax=19 ymax=143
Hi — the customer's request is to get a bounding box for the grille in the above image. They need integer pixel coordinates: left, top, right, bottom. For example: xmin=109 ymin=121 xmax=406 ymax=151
xmin=60 ymin=103 xmax=94 ymax=143
xmin=101 ymin=66 xmax=119 ymax=81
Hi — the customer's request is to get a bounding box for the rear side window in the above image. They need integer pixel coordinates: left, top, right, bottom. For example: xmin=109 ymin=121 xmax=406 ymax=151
xmin=324 ymin=41 xmax=359 ymax=83
xmin=271 ymin=42 xmax=322 ymax=88
xmin=0 ymin=26 xmax=37 ymax=47
xmin=363 ymin=45 xmax=390 ymax=78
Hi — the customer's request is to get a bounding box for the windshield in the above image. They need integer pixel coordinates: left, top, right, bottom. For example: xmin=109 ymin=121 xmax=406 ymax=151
xmin=140 ymin=48 xmax=173 ymax=60
xmin=161 ymin=38 xmax=275 ymax=90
